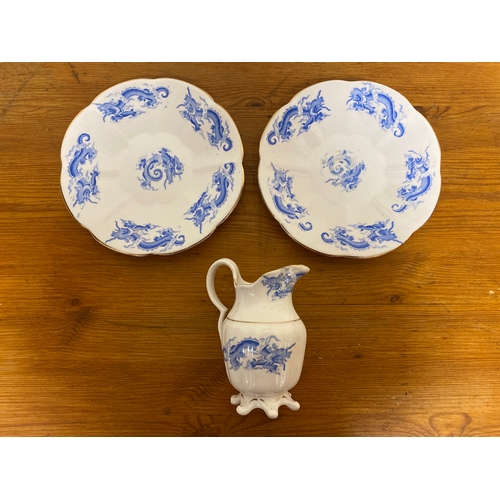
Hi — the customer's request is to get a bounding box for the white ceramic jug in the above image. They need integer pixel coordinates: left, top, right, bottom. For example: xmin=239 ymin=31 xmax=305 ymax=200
xmin=206 ymin=258 xmax=310 ymax=418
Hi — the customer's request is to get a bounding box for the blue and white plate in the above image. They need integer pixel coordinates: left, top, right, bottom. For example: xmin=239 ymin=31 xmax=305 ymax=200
xmin=61 ymin=78 xmax=244 ymax=256
xmin=259 ymin=80 xmax=441 ymax=258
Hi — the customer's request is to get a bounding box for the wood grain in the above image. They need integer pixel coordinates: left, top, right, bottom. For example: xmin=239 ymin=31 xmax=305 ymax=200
xmin=1 ymin=62 xmax=500 ymax=436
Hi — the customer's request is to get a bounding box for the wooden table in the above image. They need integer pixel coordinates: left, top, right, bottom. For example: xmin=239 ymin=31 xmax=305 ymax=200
xmin=1 ymin=62 xmax=499 ymax=437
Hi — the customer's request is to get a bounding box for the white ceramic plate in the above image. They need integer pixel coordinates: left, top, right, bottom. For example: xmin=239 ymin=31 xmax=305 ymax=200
xmin=258 ymin=80 xmax=441 ymax=258
xmin=61 ymin=78 xmax=244 ymax=256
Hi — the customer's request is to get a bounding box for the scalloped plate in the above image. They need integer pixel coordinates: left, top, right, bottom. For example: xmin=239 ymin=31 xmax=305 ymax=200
xmin=258 ymin=80 xmax=441 ymax=258
xmin=61 ymin=78 xmax=244 ymax=256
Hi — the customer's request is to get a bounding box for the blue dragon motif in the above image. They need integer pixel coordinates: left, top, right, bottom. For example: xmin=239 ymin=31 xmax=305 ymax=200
xmin=299 ymin=222 xmax=313 ymax=231
xmin=322 ymin=150 xmax=366 ymax=191
xmin=261 ymin=267 xmax=308 ymax=300
xmin=66 ymin=133 xmax=100 ymax=208
xmin=137 ymin=148 xmax=184 ymax=190
xmin=184 ymin=162 xmax=235 ymax=234
xmin=267 ymin=90 xmax=330 ymax=145
xmin=321 ymin=220 xmax=401 ymax=251
xmin=223 ymin=336 xmax=295 ymax=375
xmin=268 ymin=163 xmax=312 ymax=229
xmin=223 ymin=338 xmax=260 ymax=371
xmin=177 ymin=87 xmax=233 ymax=151
xmin=392 ymin=148 xmax=433 ymax=212
xmin=73 ymin=170 xmax=99 ymax=208
xmin=347 ymin=82 xmax=405 ymax=137
xmin=95 ymin=85 xmax=169 ymax=122
xmin=105 ymin=219 xmax=185 ymax=252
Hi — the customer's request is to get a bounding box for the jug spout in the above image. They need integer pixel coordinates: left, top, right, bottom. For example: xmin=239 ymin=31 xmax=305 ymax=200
xmin=260 ymin=265 xmax=310 ymax=301
xmin=228 ymin=264 xmax=310 ymax=323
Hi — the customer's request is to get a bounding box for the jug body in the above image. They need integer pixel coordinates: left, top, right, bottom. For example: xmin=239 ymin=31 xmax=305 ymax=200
xmin=221 ymin=317 xmax=306 ymax=397
xmin=207 ymin=258 xmax=309 ymax=419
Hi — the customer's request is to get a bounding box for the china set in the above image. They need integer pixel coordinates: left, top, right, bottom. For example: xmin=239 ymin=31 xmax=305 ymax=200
xmin=61 ymin=78 xmax=441 ymax=418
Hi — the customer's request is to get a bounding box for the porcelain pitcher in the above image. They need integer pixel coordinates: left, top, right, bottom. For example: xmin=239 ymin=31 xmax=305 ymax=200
xmin=206 ymin=258 xmax=309 ymax=419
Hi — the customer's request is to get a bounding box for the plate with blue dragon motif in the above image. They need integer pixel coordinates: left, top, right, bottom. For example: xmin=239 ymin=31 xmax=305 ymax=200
xmin=61 ymin=78 xmax=244 ymax=256
xmin=259 ymin=80 xmax=441 ymax=258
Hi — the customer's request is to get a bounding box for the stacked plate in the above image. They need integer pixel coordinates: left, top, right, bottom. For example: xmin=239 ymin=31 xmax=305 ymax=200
xmin=258 ymin=80 xmax=441 ymax=258
xmin=61 ymin=78 xmax=244 ymax=256
xmin=61 ymin=79 xmax=440 ymax=258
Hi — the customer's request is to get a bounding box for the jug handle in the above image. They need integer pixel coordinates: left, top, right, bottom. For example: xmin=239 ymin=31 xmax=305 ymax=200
xmin=206 ymin=258 xmax=243 ymax=340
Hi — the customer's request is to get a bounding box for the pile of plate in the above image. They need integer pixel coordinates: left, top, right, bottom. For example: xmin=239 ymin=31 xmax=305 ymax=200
xmin=61 ymin=78 xmax=440 ymax=258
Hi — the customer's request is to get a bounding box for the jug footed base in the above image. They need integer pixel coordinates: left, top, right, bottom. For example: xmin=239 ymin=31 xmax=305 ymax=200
xmin=231 ymin=392 xmax=300 ymax=419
